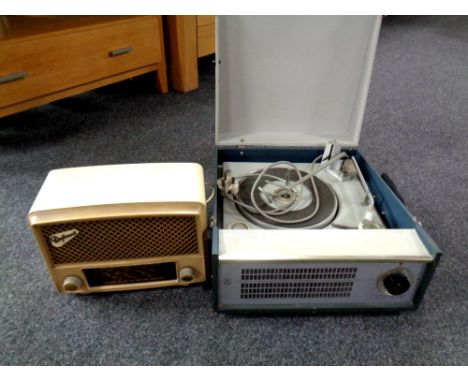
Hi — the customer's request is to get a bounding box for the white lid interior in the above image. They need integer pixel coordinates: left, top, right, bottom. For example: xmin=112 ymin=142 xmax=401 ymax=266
xmin=216 ymin=16 xmax=381 ymax=147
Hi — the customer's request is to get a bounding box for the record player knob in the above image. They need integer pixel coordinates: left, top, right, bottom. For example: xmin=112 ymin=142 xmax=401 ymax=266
xmin=179 ymin=267 xmax=196 ymax=283
xmin=62 ymin=276 xmax=82 ymax=292
xmin=382 ymin=272 xmax=411 ymax=296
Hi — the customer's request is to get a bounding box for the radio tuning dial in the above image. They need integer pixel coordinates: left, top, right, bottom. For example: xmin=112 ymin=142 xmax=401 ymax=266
xmin=179 ymin=267 xmax=196 ymax=283
xmin=63 ymin=276 xmax=83 ymax=292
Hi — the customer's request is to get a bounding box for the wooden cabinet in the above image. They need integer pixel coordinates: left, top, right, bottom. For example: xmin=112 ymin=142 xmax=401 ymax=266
xmin=196 ymin=16 xmax=216 ymax=58
xmin=0 ymin=16 xmax=168 ymax=118
xmin=165 ymin=16 xmax=215 ymax=93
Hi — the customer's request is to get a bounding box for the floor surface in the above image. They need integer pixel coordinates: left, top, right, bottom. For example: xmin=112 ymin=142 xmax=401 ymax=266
xmin=1 ymin=16 xmax=467 ymax=365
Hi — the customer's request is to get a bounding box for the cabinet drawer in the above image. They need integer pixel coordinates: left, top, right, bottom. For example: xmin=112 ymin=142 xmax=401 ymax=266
xmin=0 ymin=17 xmax=162 ymax=108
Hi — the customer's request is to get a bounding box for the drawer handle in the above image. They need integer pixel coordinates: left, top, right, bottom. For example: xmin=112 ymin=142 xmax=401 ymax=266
xmin=109 ymin=47 xmax=133 ymax=57
xmin=0 ymin=71 xmax=29 ymax=85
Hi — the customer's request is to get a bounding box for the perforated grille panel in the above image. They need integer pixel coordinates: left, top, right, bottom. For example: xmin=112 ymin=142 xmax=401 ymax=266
xmin=241 ymin=281 xmax=354 ymax=299
xmin=241 ymin=267 xmax=357 ymax=280
xmin=240 ymin=267 xmax=356 ymax=299
xmin=39 ymin=216 xmax=199 ymax=265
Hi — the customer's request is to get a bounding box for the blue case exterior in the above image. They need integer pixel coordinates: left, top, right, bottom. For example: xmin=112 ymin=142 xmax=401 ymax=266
xmin=212 ymin=147 xmax=441 ymax=313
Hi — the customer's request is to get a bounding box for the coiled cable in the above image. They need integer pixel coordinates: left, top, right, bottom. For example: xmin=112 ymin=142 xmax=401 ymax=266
xmin=220 ymin=152 xmax=347 ymax=225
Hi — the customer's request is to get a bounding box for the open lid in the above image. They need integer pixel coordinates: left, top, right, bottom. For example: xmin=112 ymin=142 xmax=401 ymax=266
xmin=216 ymin=16 xmax=381 ymax=147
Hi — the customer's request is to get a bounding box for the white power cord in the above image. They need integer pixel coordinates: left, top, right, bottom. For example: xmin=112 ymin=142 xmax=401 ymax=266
xmin=218 ymin=152 xmax=347 ymax=225
xmin=205 ymin=183 xmax=215 ymax=204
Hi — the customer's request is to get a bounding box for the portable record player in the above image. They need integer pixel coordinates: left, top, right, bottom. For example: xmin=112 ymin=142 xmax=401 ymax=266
xmin=212 ymin=16 xmax=441 ymax=312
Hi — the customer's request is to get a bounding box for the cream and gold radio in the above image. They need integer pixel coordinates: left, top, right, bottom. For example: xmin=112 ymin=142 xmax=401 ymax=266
xmin=28 ymin=163 xmax=207 ymax=294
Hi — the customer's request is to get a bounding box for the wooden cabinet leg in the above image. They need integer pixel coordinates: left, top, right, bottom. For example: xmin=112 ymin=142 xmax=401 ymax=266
xmin=155 ymin=16 xmax=169 ymax=93
xmin=155 ymin=64 xmax=168 ymax=93
xmin=164 ymin=16 xmax=199 ymax=92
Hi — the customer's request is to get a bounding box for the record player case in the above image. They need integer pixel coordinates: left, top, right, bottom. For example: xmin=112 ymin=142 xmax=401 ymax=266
xmin=211 ymin=16 xmax=441 ymax=313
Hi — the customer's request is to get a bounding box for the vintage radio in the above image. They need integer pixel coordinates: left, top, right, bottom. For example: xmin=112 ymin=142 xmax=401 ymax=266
xmin=212 ymin=16 xmax=441 ymax=312
xmin=28 ymin=163 xmax=207 ymax=293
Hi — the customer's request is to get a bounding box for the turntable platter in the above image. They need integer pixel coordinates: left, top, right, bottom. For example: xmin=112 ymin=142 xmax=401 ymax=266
xmin=235 ymin=168 xmax=338 ymax=229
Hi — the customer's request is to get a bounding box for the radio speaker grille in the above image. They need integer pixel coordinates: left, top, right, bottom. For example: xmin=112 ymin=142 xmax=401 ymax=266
xmin=40 ymin=216 xmax=199 ymax=265
xmin=240 ymin=267 xmax=356 ymax=299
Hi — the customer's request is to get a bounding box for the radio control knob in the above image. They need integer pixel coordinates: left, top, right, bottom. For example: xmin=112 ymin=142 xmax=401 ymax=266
xmin=179 ymin=267 xmax=196 ymax=283
xmin=63 ymin=276 xmax=82 ymax=292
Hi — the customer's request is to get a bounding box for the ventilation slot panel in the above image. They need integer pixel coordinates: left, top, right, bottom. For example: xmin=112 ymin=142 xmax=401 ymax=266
xmin=40 ymin=216 xmax=199 ymax=265
xmin=240 ymin=281 xmax=354 ymax=299
xmin=241 ymin=267 xmax=357 ymax=281
xmin=239 ymin=267 xmax=357 ymax=300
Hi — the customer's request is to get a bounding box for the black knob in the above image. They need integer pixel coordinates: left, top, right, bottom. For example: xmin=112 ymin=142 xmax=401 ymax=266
xmin=383 ymin=272 xmax=411 ymax=296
